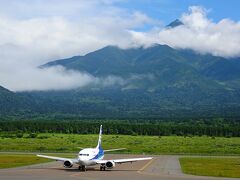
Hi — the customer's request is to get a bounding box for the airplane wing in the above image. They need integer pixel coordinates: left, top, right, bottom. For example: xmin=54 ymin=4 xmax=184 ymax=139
xmin=104 ymin=148 xmax=127 ymax=152
xmin=37 ymin=154 xmax=78 ymax=163
xmin=96 ymin=157 xmax=152 ymax=164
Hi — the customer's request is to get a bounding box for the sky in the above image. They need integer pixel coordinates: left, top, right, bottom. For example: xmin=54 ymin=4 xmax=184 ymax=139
xmin=0 ymin=0 xmax=240 ymax=91
xmin=117 ymin=0 xmax=240 ymax=25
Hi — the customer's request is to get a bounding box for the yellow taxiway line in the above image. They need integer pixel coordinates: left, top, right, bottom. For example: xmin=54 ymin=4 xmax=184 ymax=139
xmin=137 ymin=158 xmax=155 ymax=172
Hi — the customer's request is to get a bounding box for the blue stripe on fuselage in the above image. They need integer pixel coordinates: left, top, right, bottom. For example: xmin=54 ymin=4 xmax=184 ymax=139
xmin=91 ymin=146 xmax=104 ymax=160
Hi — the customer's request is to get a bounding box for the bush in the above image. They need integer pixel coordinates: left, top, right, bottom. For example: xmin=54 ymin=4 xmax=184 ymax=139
xmin=37 ymin=135 xmax=49 ymax=139
xmin=56 ymin=147 xmax=68 ymax=151
xmin=16 ymin=133 xmax=23 ymax=138
xmin=37 ymin=146 xmax=46 ymax=151
xmin=131 ymin=132 xmax=138 ymax=136
xmin=28 ymin=133 xmax=38 ymax=138
xmin=1 ymin=133 xmax=16 ymax=138
xmin=225 ymin=134 xmax=232 ymax=138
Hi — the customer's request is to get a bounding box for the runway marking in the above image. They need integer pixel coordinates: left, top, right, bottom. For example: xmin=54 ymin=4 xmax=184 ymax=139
xmin=137 ymin=158 xmax=163 ymax=177
xmin=137 ymin=158 xmax=155 ymax=172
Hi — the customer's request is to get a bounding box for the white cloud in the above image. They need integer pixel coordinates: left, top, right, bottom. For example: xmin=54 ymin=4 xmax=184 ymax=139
xmin=0 ymin=65 xmax=94 ymax=91
xmin=0 ymin=65 xmax=126 ymax=91
xmin=131 ymin=6 xmax=240 ymax=58
xmin=160 ymin=6 xmax=240 ymax=57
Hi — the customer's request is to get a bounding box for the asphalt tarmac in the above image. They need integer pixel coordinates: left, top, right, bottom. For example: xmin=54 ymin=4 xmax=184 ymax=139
xmin=0 ymin=155 xmax=239 ymax=180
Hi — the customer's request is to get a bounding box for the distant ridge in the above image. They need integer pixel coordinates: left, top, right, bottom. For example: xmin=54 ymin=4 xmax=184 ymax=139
xmin=43 ymin=44 xmax=240 ymax=86
xmin=28 ymin=44 xmax=240 ymax=118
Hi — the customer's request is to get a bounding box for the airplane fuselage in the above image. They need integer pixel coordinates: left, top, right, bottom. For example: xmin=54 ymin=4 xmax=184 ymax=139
xmin=78 ymin=147 xmax=104 ymax=166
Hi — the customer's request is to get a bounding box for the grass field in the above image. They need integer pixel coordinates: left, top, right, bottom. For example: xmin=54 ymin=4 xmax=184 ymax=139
xmin=180 ymin=157 xmax=240 ymax=178
xmin=0 ymin=154 xmax=51 ymax=169
xmin=0 ymin=133 xmax=240 ymax=155
xmin=0 ymin=153 xmax=80 ymax=169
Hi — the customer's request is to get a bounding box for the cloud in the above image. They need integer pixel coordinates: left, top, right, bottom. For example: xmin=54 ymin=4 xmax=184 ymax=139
xmin=131 ymin=6 xmax=240 ymax=58
xmin=0 ymin=65 xmax=126 ymax=91
xmin=160 ymin=6 xmax=240 ymax=57
xmin=94 ymin=76 xmax=126 ymax=87
xmin=0 ymin=1 xmax=154 ymax=91
xmin=0 ymin=65 xmax=94 ymax=91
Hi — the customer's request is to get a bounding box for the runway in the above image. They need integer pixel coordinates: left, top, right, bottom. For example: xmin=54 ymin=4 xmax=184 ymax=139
xmin=0 ymin=155 xmax=239 ymax=180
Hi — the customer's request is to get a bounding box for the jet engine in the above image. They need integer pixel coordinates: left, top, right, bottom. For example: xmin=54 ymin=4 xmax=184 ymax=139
xmin=105 ymin=161 xmax=115 ymax=169
xmin=63 ymin=160 xmax=73 ymax=168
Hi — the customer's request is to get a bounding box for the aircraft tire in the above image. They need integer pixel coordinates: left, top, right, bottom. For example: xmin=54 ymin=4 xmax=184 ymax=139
xmin=82 ymin=166 xmax=86 ymax=171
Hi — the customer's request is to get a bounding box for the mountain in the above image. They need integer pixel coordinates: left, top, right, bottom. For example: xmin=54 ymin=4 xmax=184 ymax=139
xmin=43 ymin=44 xmax=240 ymax=90
xmin=1 ymin=44 xmax=240 ymax=118
xmin=166 ymin=19 xmax=184 ymax=28
xmin=35 ymin=44 xmax=240 ymax=118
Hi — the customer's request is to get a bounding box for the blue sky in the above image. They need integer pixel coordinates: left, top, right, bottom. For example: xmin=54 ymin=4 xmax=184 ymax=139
xmin=0 ymin=0 xmax=239 ymax=23
xmin=116 ymin=0 xmax=240 ymax=24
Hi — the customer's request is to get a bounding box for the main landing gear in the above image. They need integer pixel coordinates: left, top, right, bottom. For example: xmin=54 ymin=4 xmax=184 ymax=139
xmin=100 ymin=165 xmax=106 ymax=171
xmin=78 ymin=165 xmax=86 ymax=171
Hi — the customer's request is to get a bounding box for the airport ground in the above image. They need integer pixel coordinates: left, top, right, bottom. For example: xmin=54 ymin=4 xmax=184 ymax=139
xmin=1 ymin=132 xmax=240 ymax=179
xmin=0 ymin=154 xmax=240 ymax=180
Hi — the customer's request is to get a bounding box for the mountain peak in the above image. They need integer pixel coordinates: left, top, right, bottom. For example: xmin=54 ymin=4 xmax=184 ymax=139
xmin=166 ymin=19 xmax=184 ymax=28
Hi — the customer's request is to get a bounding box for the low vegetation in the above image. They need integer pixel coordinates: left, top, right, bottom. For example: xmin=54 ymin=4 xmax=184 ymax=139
xmin=0 ymin=154 xmax=51 ymax=169
xmin=180 ymin=157 xmax=240 ymax=178
xmin=0 ymin=133 xmax=240 ymax=155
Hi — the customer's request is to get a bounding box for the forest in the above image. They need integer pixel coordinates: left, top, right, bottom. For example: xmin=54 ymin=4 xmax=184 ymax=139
xmin=0 ymin=118 xmax=240 ymax=137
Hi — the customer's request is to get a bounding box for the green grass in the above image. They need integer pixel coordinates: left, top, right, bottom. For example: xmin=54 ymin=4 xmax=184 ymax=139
xmin=180 ymin=157 xmax=240 ymax=178
xmin=0 ymin=133 xmax=240 ymax=155
xmin=0 ymin=154 xmax=51 ymax=169
xmin=0 ymin=152 xmax=81 ymax=169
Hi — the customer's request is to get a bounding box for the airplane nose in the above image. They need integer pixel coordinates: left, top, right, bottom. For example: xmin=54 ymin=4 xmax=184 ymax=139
xmin=78 ymin=157 xmax=86 ymax=163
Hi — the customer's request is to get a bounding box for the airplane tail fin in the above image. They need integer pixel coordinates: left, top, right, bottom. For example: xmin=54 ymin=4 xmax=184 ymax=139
xmin=97 ymin=125 xmax=102 ymax=148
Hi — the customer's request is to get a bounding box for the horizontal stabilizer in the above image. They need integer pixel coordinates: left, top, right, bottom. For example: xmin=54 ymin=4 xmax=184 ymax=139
xmin=104 ymin=148 xmax=127 ymax=152
xmin=77 ymin=147 xmax=85 ymax=149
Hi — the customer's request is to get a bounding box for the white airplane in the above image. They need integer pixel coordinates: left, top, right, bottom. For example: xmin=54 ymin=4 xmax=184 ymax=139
xmin=37 ymin=125 xmax=152 ymax=171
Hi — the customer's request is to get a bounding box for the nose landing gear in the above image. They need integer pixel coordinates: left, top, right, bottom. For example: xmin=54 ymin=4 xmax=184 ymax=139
xmin=100 ymin=165 xmax=106 ymax=171
xmin=78 ymin=165 xmax=86 ymax=171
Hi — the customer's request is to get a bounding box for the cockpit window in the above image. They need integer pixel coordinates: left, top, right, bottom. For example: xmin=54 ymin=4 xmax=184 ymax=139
xmin=79 ymin=154 xmax=89 ymax=156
